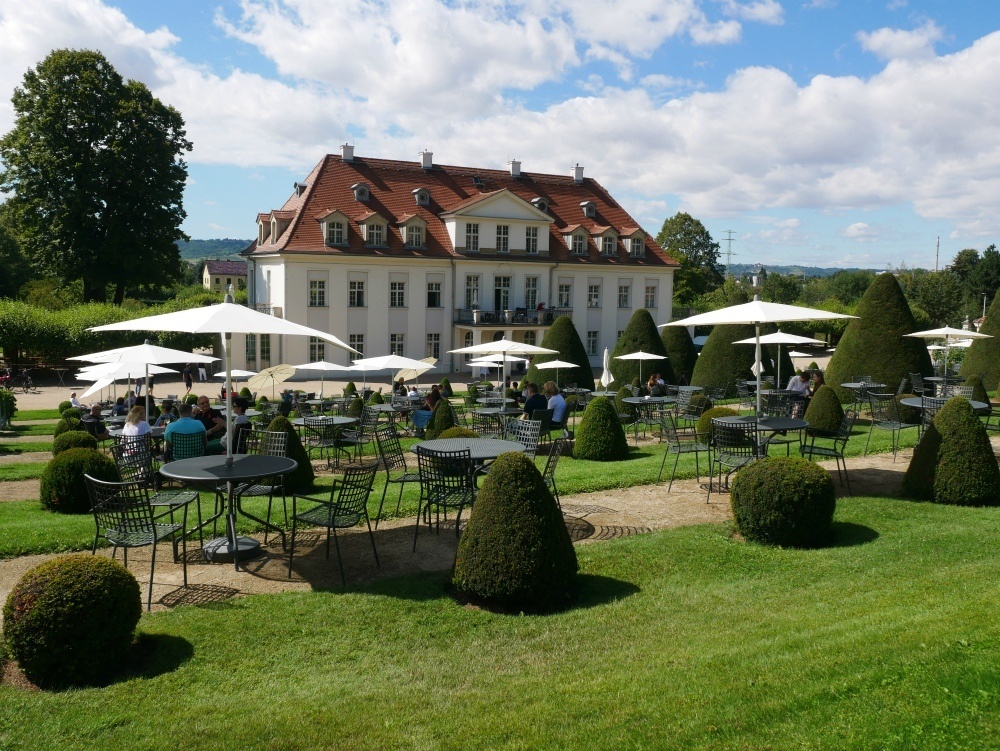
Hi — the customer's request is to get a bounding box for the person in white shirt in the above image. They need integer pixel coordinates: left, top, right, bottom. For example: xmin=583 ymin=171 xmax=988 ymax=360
xmin=544 ymin=381 xmax=567 ymax=426
xmin=122 ymin=405 xmax=152 ymax=437
xmin=220 ymin=397 xmax=251 ymax=452
xmin=786 ymin=371 xmax=812 ymax=396
xmin=69 ymin=393 xmax=83 ymax=409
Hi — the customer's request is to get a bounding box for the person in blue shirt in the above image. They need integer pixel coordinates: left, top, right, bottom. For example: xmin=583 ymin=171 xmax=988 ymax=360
xmin=544 ymin=381 xmax=567 ymax=426
xmin=163 ymin=402 xmax=207 ymax=458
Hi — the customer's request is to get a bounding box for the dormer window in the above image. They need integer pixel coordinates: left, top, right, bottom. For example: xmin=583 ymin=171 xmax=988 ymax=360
xmin=412 ymin=188 xmax=430 ymax=206
xmin=258 ymin=221 xmax=266 ymax=246
xmin=630 ymin=236 xmax=645 ymax=257
xmin=294 ymin=181 xmax=308 ymax=197
xmin=601 ymin=236 xmax=616 ymax=256
xmin=531 ymin=197 xmax=548 ymax=213
xmin=580 ymin=201 xmax=597 ymax=218
xmin=406 ymin=225 xmax=423 ymax=248
xmin=365 ymin=222 xmax=385 ymax=247
xmin=326 ymin=220 xmax=345 ymax=245
xmin=351 ymin=183 xmax=370 ymax=201
xmin=566 ymin=231 xmax=588 ymax=255
xmin=270 ymin=219 xmax=278 ymax=243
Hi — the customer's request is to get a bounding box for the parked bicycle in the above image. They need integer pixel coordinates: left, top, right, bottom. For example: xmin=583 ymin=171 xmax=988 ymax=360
xmin=19 ymin=369 xmax=34 ymax=393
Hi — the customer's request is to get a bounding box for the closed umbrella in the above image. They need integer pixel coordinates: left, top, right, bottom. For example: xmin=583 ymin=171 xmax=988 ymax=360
xmin=600 ymin=347 xmax=614 ymax=389
xmin=663 ymin=297 xmax=855 ymax=415
xmin=613 ymin=351 xmax=665 ymax=387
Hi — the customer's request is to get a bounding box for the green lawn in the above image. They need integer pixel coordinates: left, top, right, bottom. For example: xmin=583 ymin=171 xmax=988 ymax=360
xmin=1 ymin=496 xmax=997 ymax=750
xmin=11 ymin=409 xmax=61 ymax=421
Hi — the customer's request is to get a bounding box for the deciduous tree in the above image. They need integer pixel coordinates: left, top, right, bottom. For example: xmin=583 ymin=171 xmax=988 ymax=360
xmin=656 ymin=212 xmax=723 ymax=305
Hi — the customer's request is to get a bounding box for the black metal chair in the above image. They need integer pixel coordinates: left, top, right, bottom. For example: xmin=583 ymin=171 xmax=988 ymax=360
xmin=303 ymin=416 xmax=348 ymax=468
xmin=540 ymin=437 xmax=565 ymax=509
xmin=414 ymin=447 xmax=476 ymax=550
xmin=508 ymin=418 xmax=542 ymax=459
xmin=865 ymin=393 xmax=918 ymax=461
xmin=707 ymin=419 xmax=760 ymax=502
xmin=85 ymin=474 xmax=190 ymax=611
xmin=470 ymin=411 xmax=506 ymax=439
xmin=909 ymin=372 xmax=926 ymax=396
xmin=236 ymin=428 xmax=289 ymax=548
xmin=799 ymin=410 xmax=857 ymax=491
xmin=338 ymin=406 xmax=380 ymax=462
xmin=288 ymin=464 xmax=379 ymax=584
xmin=657 ymin=411 xmax=709 ymax=491
xmin=373 ymin=426 xmax=421 ymax=529
xmin=165 ymin=429 xmax=206 ymax=463
xmin=919 ymin=395 xmax=948 ymax=436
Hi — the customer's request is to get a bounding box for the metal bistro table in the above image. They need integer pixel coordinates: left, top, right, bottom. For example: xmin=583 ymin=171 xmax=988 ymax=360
xmin=158 ymin=454 xmax=298 ymax=566
xmin=900 ymin=396 xmax=987 ymax=415
xmin=623 ymin=396 xmax=675 ymax=442
xmin=413 ymin=437 xmax=526 ymax=463
xmin=590 ymin=390 xmax=617 ymax=398
xmin=715 ymin=414 xmax=809 ymax=456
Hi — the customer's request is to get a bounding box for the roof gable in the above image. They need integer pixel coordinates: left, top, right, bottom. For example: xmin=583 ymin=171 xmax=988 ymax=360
xmin=442 ymin=190 xmax=553 ymax=223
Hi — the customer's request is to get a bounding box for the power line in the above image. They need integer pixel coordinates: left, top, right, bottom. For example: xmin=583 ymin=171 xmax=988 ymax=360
xmin=722 ymin=230 xmax=737 ymax=278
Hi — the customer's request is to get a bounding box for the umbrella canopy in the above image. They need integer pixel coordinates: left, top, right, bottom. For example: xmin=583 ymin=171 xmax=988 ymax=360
xmin=77 ymin=362 xmax=177 ymax=381
xmin=600 ymin=347 xmax=614 ymax=388
xmin=291 ymin=360 xmax=353 ymax=398
xmin=247 ymin=364 xmax=297 ymax=398
xmin=787 ymin=350 xmax=813 ymax=358
xmin=906 ymin=326 xmax=992 ymax=375
xmin=351 ymin=354 xmax=435 ymax=391
xmin=214 ymin=369 xmax=258 ymax=378
xmin=393 ymin=357 xmax=437 ymax=383
xmin=733 ymin=330 xmax=825 ymax=389
xmin=533 ymin=359 xmax=578 ymax=388
xmin=448 ymin=338 xmax=558 ymax=357
xmin=664 ymin=297 xmax=856 ymax=415
xmin=614 ymin=350 xmax=666 ymax=386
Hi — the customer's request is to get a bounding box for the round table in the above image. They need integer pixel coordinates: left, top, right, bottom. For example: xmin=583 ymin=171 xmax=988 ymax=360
xmin=900 ymin=396 xmax=987 ymax=412
xmin=839 ymin=381 xmax=887 ymax=391
xmin=159 ymin=454 xmax=298 ymax=565
xmin=474 ymin=407 xmax=523 ymax=417
xmin=290 ymin=415 xmax=357 ymax=428
xmin=716 ymin=415 xmax=809 ymax=432
xmin=590 ymin=390 xmax=617 ymax=398
xmin=109 ymin=426 xmax=165 ymax=439
xmin=413 ymin=438 xmax=526 ymax=462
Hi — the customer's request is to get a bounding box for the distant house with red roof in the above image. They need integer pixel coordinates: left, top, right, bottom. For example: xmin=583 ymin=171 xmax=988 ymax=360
xmin=239 ymin=146 xmax=678 ymax=372
xmin=202 ymin=259 xmax=247 ymax=292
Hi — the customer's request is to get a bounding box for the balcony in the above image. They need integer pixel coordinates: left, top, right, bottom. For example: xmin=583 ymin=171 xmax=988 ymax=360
xmin=454 ymin=307 xmax=572 ymax=326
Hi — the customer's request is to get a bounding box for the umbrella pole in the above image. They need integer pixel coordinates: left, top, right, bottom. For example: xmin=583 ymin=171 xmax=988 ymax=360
xmin=144 ymin=365 xmax=150 ymax=423
xmin=777 ymin=344 xmax=781 ymax=390
xmin=755 ymin=328 xmax=762 ymax=416
xmin=943 ymin=336 xmax=950 ymax=378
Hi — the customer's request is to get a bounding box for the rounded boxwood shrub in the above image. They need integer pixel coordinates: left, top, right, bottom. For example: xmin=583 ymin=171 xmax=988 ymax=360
xmin=438 ymin=426 xmax=480 ymax=439
xmin=3 ymin=555 xmax=141 ymax=689
xmin=426 ymin=401 xmax=457 ymax=439
xmin=40 ymin=448 xmax=119 ymax=514
xmin=346 ymin=395 xmax=364 ymax=418
xmin=184 ymin=394 xmax=199 ymax=406
xmin=574 ymin=396 xmax=629 ymax=461
xmin=53 ymin=416 xmax=84 ymax=438
xmin=344 ymin=381 xmax=357 ymax=397
xmin=895 ymin=393 xmax=921 ymax=425
xmin=803 ymin=385 xmax=844 ymax=434
xmin=52 ymin=430 xmax=98 ymax=456
xmin=255 ymin=395 xmax=269 ymax=412
xmin=264 ymin=414 xmax=314 ymax=493
xmin=366 ymin=391 xmax=385 ymax=405
xmin=963 ymin=374 xmax=991 ymax=416
xmin=60 ymin=407 xmax=82 ymax=420
xmin=730 ymin=457 xmax=837 ymax=547
xmin=452 ymin=452 xmax=577 ymax=612
xmin=696 ymin=406 xmax=740 ymax=438
xmin=239 ymin=386 xmax=252 ymax=399
xmin=468 ymin=382 xmax=480 ymax=398
xmin=57 ymin=400 xmax=72 ymax=414
xmin=902 ymin=397 xmax=1000 ymax=506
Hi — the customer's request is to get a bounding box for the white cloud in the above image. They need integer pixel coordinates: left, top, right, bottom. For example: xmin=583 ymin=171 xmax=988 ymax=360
xmin=841 ymin=222 xmax=881 ymax=242
xmin=775 ymin=218 xmax=801 ymax=228
xmin=857 ymin=20 xmax=944 ymax=61
xmin=720 ymin=0 xmax=784 ymax=25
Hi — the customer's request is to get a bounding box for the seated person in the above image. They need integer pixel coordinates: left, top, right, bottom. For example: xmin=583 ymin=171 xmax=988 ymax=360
xmin=153 ymin=400 xmax=179 ymax=427
xmin=439 ymin=380 xmax=453 ymax=398
xmin=194 ymin=396 xmax=227 ymax=454
xmin=392 ymin=377 xmax=407 ymax=396
xmin=810 ymin=370 xmax=826 ymax=396
xmin=521 ymin=382 xmax=547 ymax=418
xmin=122 ymin=405 xmax=151 ymax=438
xmin=81 ymin=404 xmax=112 ymax=441
xmin=407 ymin=385 xmax=420 ymax=399
xmin=411 ymin=390 xmax=441 ymax=435
xmin=163 ymin=403 xmax=207 ymax=459
xmin=111 ymin=397 xmax=129 ymax=416
xmin=125 ymin=390 xmax=138 ymax=408
xmin=786 ymin=371 xmax=812 ymax=397
xmin=646 ymin=375 xmax=664 ymax=397
xmin=543 ymin=381 xmax=567 ymax=427
xmin=220 ymin=397 xmax=251 ymax=453
xmin=69 ymin=392 xmax=83 ymax=409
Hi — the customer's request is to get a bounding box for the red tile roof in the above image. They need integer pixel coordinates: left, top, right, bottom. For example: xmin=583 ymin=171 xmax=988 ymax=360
xmin=246 ymin=154 xmax=678 ymax=268
xmin=205 ymin=260 xmax=248 ymax=275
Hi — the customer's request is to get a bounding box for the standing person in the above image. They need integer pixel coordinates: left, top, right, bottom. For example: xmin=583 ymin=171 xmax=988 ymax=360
xmin=521 ymin=382 xmax=547 ymax=418
xmin=194 ymin=396 xmax=226 ymax=454
xmin=543 ymin=381 xmax=567 ymax=427
xmin=135 ymin=376 xmax=143 ymax=397
xmin=198 ymin=363 xmax=208 ymax=382
xmin=122 ymin=405 xmax=151 ymax=438
xmin=183 ymin=364 xmax=193 ymax=396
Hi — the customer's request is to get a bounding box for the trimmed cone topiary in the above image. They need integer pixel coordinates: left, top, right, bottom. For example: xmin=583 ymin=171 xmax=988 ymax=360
xmin=52 ymin=431 xmax=99 ymax=456
xmin=697 ymin=407 xmax=740 ymax=438
xmin=439 ymin=378 xmax=453 ymax=397
xmin=40 ymin=448 xmax=119 ymax=514
xmin=614 ymin=385 xmax=637 ymax=422
xmin=60 ymin=408 xmax=83 ymax=420
xmin=3 ymin=555 xmax=141 ymax=689
xmin=803 ymin=385 xmax=845 ymax=434
xmin=574 ymin=396 xmax=629 ymax=461
xmin=438 ymin=426 xmax=480 ymax=439
xmin=366 ymin=391 xmax=385 ymax=405
xmin=265 ymin=415 xmax=315 ymax=492
xmin=452 ymin=452 xmax=577 ymax=612
xmin=346 ymin=396 xmax=364 ymax=418
xmin=426 ymin=400 xmax=457 ymax=439
xmin=690 ymin=323 xmax=783 ymax=398
xmin=609 ymin=309 xmax=674 ymax=385
xmin=53 ymin=416 xmax=85 ymax=438
xmin=901 ymin=397 xmax=1000 ymax=505
xmin=239 ymin=387 xmax=252 ymax=399
xmin=660 ymin=325 xmax=698 ymax=385
xmin=963 ymin=374 xmax=991 ymax=416
xmin=344 ymin=381 xmax=357 ymax=397
xmin=731 ymin=457 xmax=837 ymax=547
xmin=524 ymin=314 xmax=596 ymax=389
xmin=255 ymin=396 xmax=269 ymax=412
xmin=960 ymin=291 xmax=1000 ymax=389
xmin=826 ymin=272 xmax=933 ymax=402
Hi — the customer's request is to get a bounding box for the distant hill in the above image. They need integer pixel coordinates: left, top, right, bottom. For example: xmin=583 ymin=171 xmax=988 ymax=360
xmin=178 ymin=239 xmax=251 ymax=264
xmin=727 ymin=263 xmax=885 ymax=278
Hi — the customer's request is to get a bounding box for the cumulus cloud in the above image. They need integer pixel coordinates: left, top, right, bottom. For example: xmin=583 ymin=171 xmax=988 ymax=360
xmin=857 ymin=20 xmax=943 ymax=60
xmin=841 ymin=222 xmax=881 ymax=242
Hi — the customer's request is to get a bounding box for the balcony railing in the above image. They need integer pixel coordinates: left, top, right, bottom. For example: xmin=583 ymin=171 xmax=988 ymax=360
xmin=454 ymin=308 xmax=572 ymax=326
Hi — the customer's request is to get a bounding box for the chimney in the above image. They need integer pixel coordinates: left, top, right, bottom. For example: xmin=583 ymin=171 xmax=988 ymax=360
xmin=420 ymin=150 xmax=433 ymax=169
xmin=508 ymin=159 xmax=521 ymax=178
xmin=572 ymin=163 xmax=584 ymax=183
xmin=341 ymin=143 xmax=354 ymax=162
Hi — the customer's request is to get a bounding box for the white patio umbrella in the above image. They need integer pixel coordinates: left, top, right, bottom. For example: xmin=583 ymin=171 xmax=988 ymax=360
xmin=77 ymin=362 xmax=178 ymax=401
xmin=291 ymin=361 xmax=353 ymax=399
xmin=613 ymin=351 xmax=666 ymax=387
xmin=89 ymin=292 xmax=357 ymax=564
xmin=468 ymin=355 xmax=528 ymax=386
xmin=600 ymin=347 xmax=614 ymax=389
xmin=533 ymin=359 xmax=577 ymax=388
xmin=449 ymin=338 xmax=557 ymax=387
xmin=70 ymin=340 xmax=218 ymax=417
xmin=905 ymin=326 xmax=991 ymax=376
xmin=663 ymin=296 xmax=855 ymax=416
xmin=351 ymin=354 xmax=436 ymax=391
xmin=733 ymin=330 xmax=824 ymax=390
xmin=214 ymin=368 xmax=257 ymax=394
xmin=247 ymin=363 xmax=297 ymax=399
xmin=393 ymin=357 xmax=437 ymax=390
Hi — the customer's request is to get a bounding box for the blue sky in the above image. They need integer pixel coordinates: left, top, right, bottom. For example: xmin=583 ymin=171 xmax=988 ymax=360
xmin=3 ymin=0 xmax=1000 ymax=270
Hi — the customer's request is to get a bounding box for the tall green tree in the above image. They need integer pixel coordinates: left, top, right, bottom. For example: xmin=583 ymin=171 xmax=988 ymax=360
xmin=656 ymin=212 xmax=723 ymax=305
xmin=909 ymin=271 xmax=964 ymax=327
xmin=964 ymin=245 xmax=1000 ymax=313
xmin=0 ymin=50 xmax=192 ymax=304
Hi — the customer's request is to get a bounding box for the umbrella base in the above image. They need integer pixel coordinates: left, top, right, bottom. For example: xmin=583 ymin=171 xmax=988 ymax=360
xmin=203 ymin=535 xmax=262 ymax=563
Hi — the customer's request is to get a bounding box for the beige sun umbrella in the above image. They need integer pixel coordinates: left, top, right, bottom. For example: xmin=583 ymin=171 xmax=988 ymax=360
xmin=247 ymin=364 xmax=297 ymax=399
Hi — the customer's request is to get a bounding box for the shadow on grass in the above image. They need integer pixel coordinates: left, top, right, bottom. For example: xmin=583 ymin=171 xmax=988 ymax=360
xmin=128 ymin=632 xmax=195 ymax=681
xmin=823 ymin=521 xmax=880 ymax=548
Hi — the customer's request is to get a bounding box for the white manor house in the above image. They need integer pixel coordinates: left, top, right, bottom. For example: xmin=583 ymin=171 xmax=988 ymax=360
xmin=236 ymin=146 xmax=678 ymax=374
